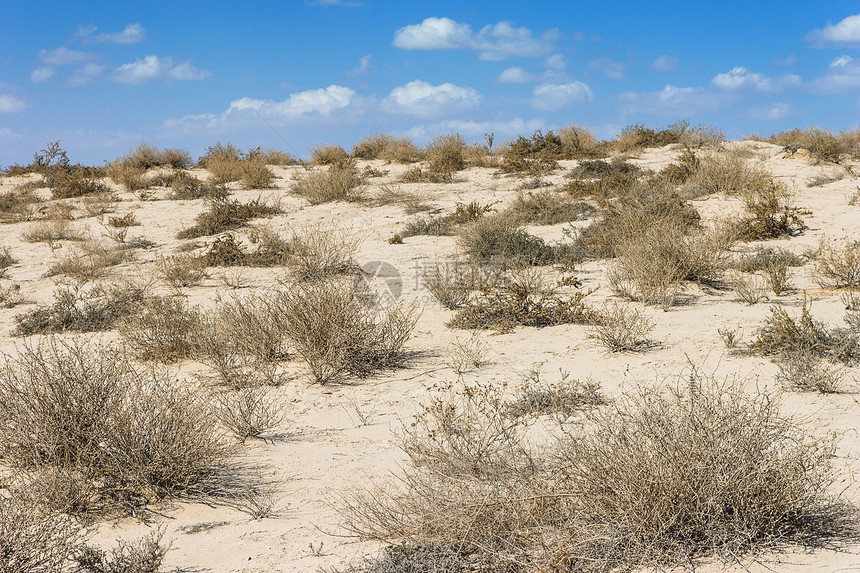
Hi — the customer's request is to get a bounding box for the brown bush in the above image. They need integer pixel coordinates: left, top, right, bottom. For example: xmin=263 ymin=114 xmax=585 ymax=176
xmin=311 ymin=144 xmax=350 ymax=166
xmin=177 ymin=196 xmax=281 ymax=239
xmin=118 ymin=295 xmax=200 ymax=362
xmin=292 ymin=165 xmax=364 ymax=204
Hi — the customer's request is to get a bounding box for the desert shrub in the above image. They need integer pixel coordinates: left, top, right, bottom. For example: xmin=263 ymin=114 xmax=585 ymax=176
xmin=177 ymin=197 xmax=281 ymax=239
xmin=156 ymin=253 xmax=208 ymax=287
xmin=588 ymin=302 xmax=656 ymax=351
xmin=245 ymin=146 xmax=296 ymax=165
xmin=815 ymin=239 xmax=860 ymax=289
xmin=576 ymin=190 xmax=701 ymax=259
xmin=769 ymin=127 xmax=846 ymax=164
xmin=0 ymin=246 xmax=17 ymax=273
xmin=0 ymin=340 xmax=228 ymax=514
xmin=197 ymin=142 xmax=244 ymax=182
xmin=48 ymin=165 xmax=108 ymax=200
xmin=14 ymin=281 xmax=146 ymax=335
xmin=751 ymin=301 xmax=859 ymax=364
xmin=733 ymin=272 xmax=767 ymax=305
xmin=106 ymin=163 xmax=148 ymax=191
xmin=569 ymin=157 xmax=639 ymax=179
xmin=342 ymin=373 xmax=850 ymax=571
xmin=216 ymin=387 xmax=285 ymax=441
xmin=736 ymin=246 xmax=805 ymax=273
xmin=423 ymin=260 xmax=502 ymax=310
xmin=498 ymin=130 xmax=562 ymax=174
xmin=557 ymin=124 xmax=606 ymax=158
xmin=736 ymin=179 xmax=805 ymax=240
xmin=507 ymin=369 xmax=605 ymax=418
xmin=402 ymin=201 xmax=492 ymax=237
xmin=458 ymin=215 xmax=556 ymax=265
xmin=202 ymin=227 xmax=292 ymax=267
xmin=287 ymin=224 xmax=359 ymax=280
xmin=607 ymin=221 xmax=726 ymax=307
xmin=425 ymin=134 xmax=466 ymax=179
xmin=658 ymin=147 xmax=700 ymax=184
xmin=352 ymin=134 xmax=418 ymax=162
xmin=776 ymin=350 xmax=845 ymax=394
xmin=195 ymin=294 xmax=290 ymax=387
xmin=272 ymin=280 xmax=417 ymax=384
xmin=0 ymin=187 xmax=42 ymax=223
xmin=74 ymin=530 xmax=168 ymax=573
xmin=239 ymin=159 xmax=276 ymax=189
xmin=612 ymin=120 xmax=689 ymax=152
xmin=763 ymin=258 xmax=792 ymax=295
xmin=311 ymin=144 xmax=351 ymax=166
xmin=168 ymin=172 xmax=230 ymax=200
xmin=682 ymin=150 xmax=773 ymax=197
xmin=115 ymin=142 xmax=192 ymax=170
xmin=679 ymin=124 xmax=725 ymax=148
xmin=0 ymin=496 xmax=83 ymax=573
xmin=118 ymin=295 xmax=200 ymax=362
xmin=47 ymin=241 xmax=130 ymax=282
xmin=503 ymin=191 xmax=593 ymax=226
xmin=292 ymin=164 xmax=364 ymax=204
xmin=448 ymin=269 xmax=592 ymax=331
xmin=22 ymin=219 xmax=87 ymax=243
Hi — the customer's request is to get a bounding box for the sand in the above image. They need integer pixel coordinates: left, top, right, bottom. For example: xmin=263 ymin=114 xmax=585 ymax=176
xmin=0 ymin=140 xmax=858 ymax=572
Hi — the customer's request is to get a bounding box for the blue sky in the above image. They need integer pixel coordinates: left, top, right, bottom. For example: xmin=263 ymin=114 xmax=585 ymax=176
xmin=1 ymin=1 xmax=859 ymax=165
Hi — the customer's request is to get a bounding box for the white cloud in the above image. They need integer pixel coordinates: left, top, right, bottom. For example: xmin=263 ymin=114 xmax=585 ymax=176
xmin=165 ymin=85 xmax=358 ymax=133
xmin=618 ymin=85 xmax=731 ymax=116
xmin=68 ymin=63 xmax=106 ymax=86
xmin=589 ymin=56 xmax=625 ymax=80
xmin=349 ymin=55 xmax=373 ymax=77
xmin=806 ymin=13 xmax=860 ymax=44
xmin=79 ymin=23 xmax=145 ymax=44
xmin=748 ymin=103 xmax=793 ymax=120
xmin=498 ymin=67 xmax=536 ymax=83
xmin=532 ymin=82 xmax=593 ymax=111
xmin=392 ymin=17 xmax=556 ymax=60
xmin=649 ymin=54 xmax=677 ymax=72
xmin=544 ymin=54 xmax=567 ymax=70
xmin=808 ymin=57 xmax=860 ymax=93
xmin=38 ymin=47 xmax=95 ymax=66
xmin=831 ymin=55 xmax=854 ymax=68
xmin=0 ymin=95 xmax=26 ymax=114
xmin=383 ymin=80 xmax=480 ymax=117
xmin=31 ymin=67 xmax=55 ymax=83
xmin=711 ymin=67 xmax=801 ymax=92
xmin=113 ymin=56 xmax=210 ymax=84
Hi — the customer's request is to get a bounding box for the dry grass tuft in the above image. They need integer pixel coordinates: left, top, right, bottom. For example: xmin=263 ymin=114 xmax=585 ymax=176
xmin=311 ymin=144 xmax=351 ymax=166
xmin=118 ymin=295 xmax=200 ymax=362
xmin=292 ymin=165 xmax=365 ymax=204
xmin=22 ymin=219 xmax=87 ymax=243
xmin=342 ymin=372 xmax=852 ymax=571
xmin=588 ymin=302 xmax=656 ymax=351
xmin=352 ymin=134 xmax=419 ymax=163
xmin=177 ymin=196 xmax=281 ymax=239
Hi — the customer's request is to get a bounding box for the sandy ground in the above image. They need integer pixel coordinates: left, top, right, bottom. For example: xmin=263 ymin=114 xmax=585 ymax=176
xmin=1 ymin=141 xmax=859 ymax=572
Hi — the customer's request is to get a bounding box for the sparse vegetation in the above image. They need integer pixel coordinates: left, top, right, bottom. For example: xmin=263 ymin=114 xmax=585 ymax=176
xmin=292 ymin=164 xmax=364 ymax=204
xmin=118 ymin=295 xmax=200 ymax=362
xmin=588 ymin=302 xmax=656 ymax=351
xmin=751 ymin=301 xmax=859 ymax=364
xmin=177 ymin=196 xmax=281 ymax=238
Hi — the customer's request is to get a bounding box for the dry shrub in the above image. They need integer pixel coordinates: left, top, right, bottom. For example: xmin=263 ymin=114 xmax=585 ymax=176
xmin=287 ymin=224 xmax=359 ymax=280
xmin=682 ymin=150 xmax=773 ymax=197
xmin=458 ymin=215 xmax=557 ymax=265
xmin=78 ymin=192 xmax=120 ymax=218
xmin=769 ymin=127 xmax=848 ymax=164
xmin=22 ymin=219 xmax=87 ymax=243
xmin=764 ymin=258 xmax=792 ymax=295
xmin=47 ymin=241 xmax=130 ymax=282
xmin=272 ymin=280 xmax=417 ymax=384
xmin=168 ymin=172 xmax=230 ymax=200
xmin=751 ymin=301 xmax=859 ymax=364
xmin=446 ymin=332 xmax=491 ymax=375
xmin=448 ymin=269 xmax=592 ymax=331
xmin=736 ymin=179 xmax=805 ymax=240
xmin=733 ymin=273 xmax=767 ymax=305
xmin=504 ymin=190 xmax=593 ymax=226
xmin=195 ymin=293 xmax=290 ymax=387
xmin=48 ymin=165 xmax=107 ymax=200
xmin=0 ymin=246 xmax=17 ymax=274
xmin=425 ymin=133 xmax=466 ymax=179
xmin=157 ymin=253 xmax=208 ymax=287
xmin=736 ymin=246 xmax=805 ymax=272
xmin=498 ymin=130 xmax=562 ymax=174
xmin=106 ymin=163 xmax=148 ymax=191
xmin=311 ymin=144 xmax=351 ymax=166
xmin=507 ymin=369 xmax=605 ymax=418
xmin=201 ymin=227 xmax=292 ymax=267
xmin=118 ymin=295 xmax=200 ymax=362
xmin=588 ymin=302 xmax=656 ymax=351
xmin=217 ymin=387 xmax=285 ymax=441
xmin=199 ymin=142 xmax=243 ymax=183
xmin=557 ymin=124 xmax=606 ymax=158
xmin=292 ymin=165 xmax=364 ymax=204
xmin=815 ymin=238 xmax=860 ymax=288
xmin=0 ymin=340 xmax=227 ymax=515
xmin=0 ymin=496 xmax=82 ymax=573
xmin=14 ymin=281 xmax=146 ymax=336
xmin=239 ymin=159 xmax=276 ymax=189
xmin=177 ymin=196 xmax=281 ymax=239
xmin=74 ymin=529 xmax=168 ymax=573
xmin=611 ymin=120 xmax=688 ymax=152
xmin=569 ymin=157 xmax=639 ymax=179
xmin=0 ymin=187 xmax=43 ymax=222
xmin=776 ymin=350 xmax=846 ymax=394
xmin=423 ymin=259 xmax=502 ymax=310
xmin=245 ymin=146 xmax=296 ymax=165
xmin=402 ymin=201 xmax=492 ymax=237
xmin=115 ymin=142 xmax=192 ymax=170
xmin=342 ymin=373 xmax=851 ymax=571
xmin=352 ymin=134 xmax=419 ymax=163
